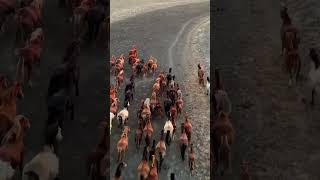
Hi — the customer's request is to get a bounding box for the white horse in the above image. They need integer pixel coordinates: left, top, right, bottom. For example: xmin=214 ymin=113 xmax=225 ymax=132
xmin=163 ymin=119 xmax=174 ymax=140
xmin=309 ymin=48 xmax=320 ymax=105
xmin=117 ymin=105 xmax=129 ymax=128
xmin=22 ymin=145 xmax=59 ymax=180
xmin=206 ymin=77 xmax=210 ymax=95
xmin=110 ymin=112 xmax=115 ymax=134
xmin=144 ymin=98 xmax=150 ymax=109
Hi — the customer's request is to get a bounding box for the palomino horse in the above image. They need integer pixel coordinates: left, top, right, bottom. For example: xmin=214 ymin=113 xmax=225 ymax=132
xmin=241 ymin=161 xmax=252 ymax=180
xmin=117 ymin=126 xmax=130 ymax=162
xmin=112 ymin=162 xmax=127 ymax=180
xmin=15 ymin=28 xmax=44 ymax=86
xmin=0 ymin=116 xmax=30 ymax=177
xmin=212 ymin=111 xmax=234 ymax=176
xmin=143 ymin=117 xmax=153 ymax=148
xmin=137 ymin=146 xmax=150 ymax=180
xmin=148 ymin=155 xmax=158 ymax=180
xmin=198 ymin=64 xmax=205 ymax=86
xmin=188 ymin=143 xmax=195 ymax=175
xmin=0 ymin=81 xmax=24 ymax=121
xmin=22 ymin=144 xmax=59 ymax=180
xmin=180 ymin=124 xmax=188 ymax=161
xmin=155 ymin=130 xmax=166 ymax=172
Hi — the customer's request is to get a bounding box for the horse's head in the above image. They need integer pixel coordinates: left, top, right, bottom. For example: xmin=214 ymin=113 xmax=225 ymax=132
xmin=17 ymin=115 xmax=30 ymax=129
xmin=13 ymin=81 xmax=24 ymax=99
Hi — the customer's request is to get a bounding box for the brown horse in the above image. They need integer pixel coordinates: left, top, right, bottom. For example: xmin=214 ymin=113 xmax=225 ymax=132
xmin=148 ymin=155 xmax=158 ymax=180
xmin=135 ymin=122 xmax=143 ymax=150
xmin=155 ymin=130 xmax=166 ymax=172
xmin=117 ymin=126 xmax=130 ymax=162
xmin=16 ymin=28 xmax=44 ymax=86
xmin=218 ymin=135 xmax=231 ymax=176
xmin=0 ymin=116 xmax=30 ymax=176
xmin=0 ymin=81 xmax=24 ymax=121
xmin=212 ymin=112 xmax=234 ymax=176
xmin=285 ymin=49 xmax=301 ymax=86
xmin=143 ymin=118 xmax=153 ymax=148
xmin=188 ymin=143 xmax=195 ymax=175
xmin=180 ymin=124 xmax=188 ymax=161
xmin=241 ymin=161 xmax=252 ymax=180
xmin=176 ymin=97 xmax=183 ymax=115
xmin=15 ymin=4 xmax=42 ymax=44
xmin=1 ymin=115 xmax=30 ymax=145
xmin=184 ymin=115 xmax=192 ymax=142
xmin=137 ymin=146 xmax=150 ymax=180
xmin=198 ymin=64 xmax=205 ymax=86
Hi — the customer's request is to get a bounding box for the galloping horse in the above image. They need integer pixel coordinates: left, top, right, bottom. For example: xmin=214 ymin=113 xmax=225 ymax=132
xmin=117 ymin=126 xmax=130 ymax=162
xmin=197 ymin=64 xmax=205 ymax=86
xmin=184 ymin=115 xmax=192 ymax=142
xmin=188 ymin=143 xmax=196 ymax=175
xmin=137 ymin=146 xmax=150 ymax=180
xmin=135 ymin=123 xmax=143 ymax=150
xmin=212 ymin=111 xmax=234 ymax=176
xmin=143 ymin=117 xmax=153 ymax=148
xmin=148 ymin=155 xmax=158 ymax=180
xmin=179 ymin=124 xmax=188 ymax=161
xmin=0 ymin=81 xmax=24 ymax=121
xmin=155 ymin=130 xmax=166 ymax=172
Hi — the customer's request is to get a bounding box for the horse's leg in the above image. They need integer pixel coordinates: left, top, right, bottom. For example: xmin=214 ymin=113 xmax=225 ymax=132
xmin=311 ymin=87 xmax=316 ymax=106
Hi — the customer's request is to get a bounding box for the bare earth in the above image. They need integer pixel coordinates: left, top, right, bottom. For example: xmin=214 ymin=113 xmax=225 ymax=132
xmin=214 ymin=0 xmax=320 ymax=179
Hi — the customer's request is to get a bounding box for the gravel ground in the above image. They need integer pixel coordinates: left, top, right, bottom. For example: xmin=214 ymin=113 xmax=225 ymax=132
xmin=110 ymin=2 xmax=210 ymax=179
xmin=214 ymin=0 xmax=320 ymax=179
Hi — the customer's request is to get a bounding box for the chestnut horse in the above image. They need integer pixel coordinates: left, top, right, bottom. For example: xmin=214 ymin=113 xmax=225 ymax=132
xmin=1 ymin=115 xmax=30 ymax=146
xmin=143 ymin=117 xmax=153 ymax=148
xmin=180 ymin=124 xmax=188 ymax=161
xmin=0 ymin=81 xmax=24 ymax=121
xmin=148 ymin=155 xmax=158 ymax=180
xmin=0 ymin=116 xmax=30 ymax=177
xmin=188 ymin=143 xmax=195 ymax=175
xmin=117 ymin=126 xmax=130 ymax=162
xmin=197 ymin=64 xmax=205 ymax=86
xmin=155 ymin=130 xmax=166 ymax=172
xmin=135 ymin=123 xmax=143 ymax=150
xmin=137 ymin=146 xmax=150 ymax=180
xmin=16 ymin=28 xmax=44 ymax=86
xmin=212 ymin=111 xmax=234 ymax=176
xmin=184 ymin=115 xmax=192 ymax=142
xmin=112 ymin=162 xmax=127 ymax=180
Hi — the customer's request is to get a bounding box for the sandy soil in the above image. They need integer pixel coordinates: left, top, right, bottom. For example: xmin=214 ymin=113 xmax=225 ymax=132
xmin=214 ymin=0 xmax=320 ymax=179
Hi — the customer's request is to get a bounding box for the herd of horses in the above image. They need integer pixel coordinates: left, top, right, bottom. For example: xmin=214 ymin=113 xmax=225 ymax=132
xmin=0 ymin=0 xmax=108 ymax=179
xmin=280 ymin=3 xmax=320 ymax=105
xmin=110 ymin=45 xmax=199 ymax=180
